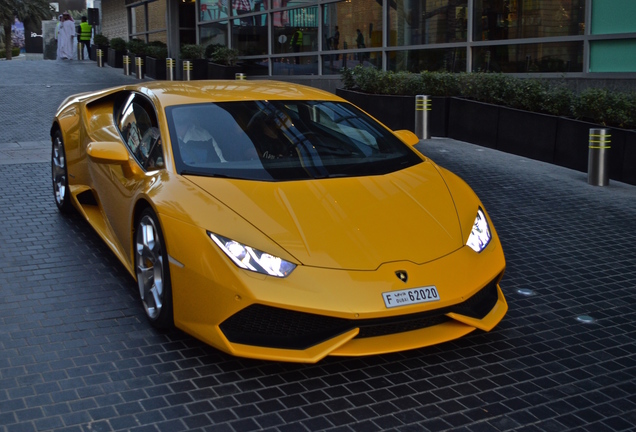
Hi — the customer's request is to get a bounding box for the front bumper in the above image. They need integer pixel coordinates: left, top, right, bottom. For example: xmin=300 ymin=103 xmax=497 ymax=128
xmin=162 ymin=214 xmax=507 ymax=363
xmin=220 ymin=273 xmax=502 ymax=350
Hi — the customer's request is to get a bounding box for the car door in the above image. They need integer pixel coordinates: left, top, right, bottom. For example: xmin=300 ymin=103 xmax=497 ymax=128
xmin=90 ymin=92 xmax=166 ymax=267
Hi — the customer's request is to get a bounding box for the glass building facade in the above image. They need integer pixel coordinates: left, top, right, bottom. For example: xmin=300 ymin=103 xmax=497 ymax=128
xmin=120 ymin=0 xmax=636 ymax=76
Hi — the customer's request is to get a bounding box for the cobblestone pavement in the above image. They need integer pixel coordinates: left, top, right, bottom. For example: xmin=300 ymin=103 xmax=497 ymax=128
xmin=1 ymin=60 xmax=635 ymax=432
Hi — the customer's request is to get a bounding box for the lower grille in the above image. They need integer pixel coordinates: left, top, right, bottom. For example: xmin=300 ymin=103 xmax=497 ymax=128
xmin=220 ymin=274 xmax=503 ymax=350
xmin=451 ymin=278 xmax=499 ymax=319
xmin=220 ymin=306 xmax=351 ymax=350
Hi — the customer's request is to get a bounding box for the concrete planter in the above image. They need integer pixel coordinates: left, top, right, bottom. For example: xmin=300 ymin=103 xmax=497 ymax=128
xmin=621 ymin=130 xmax=636 ymax=185
xmin=208 ymin=62 xmax=242 ymax=79
xmin=554 ymin=117 xmax=597 ymax=173
xmin=107 ymin=48 xmax=124 ymax=68
xmin=447 ymin=98 xmax=499 ymax=149
xmin=145 ymin=57 xmax=166 ymax=80
xmin=497 ymin=107 xmax=558 ymax=164
xmin=178 ymin=59 xmax=208 ymax=80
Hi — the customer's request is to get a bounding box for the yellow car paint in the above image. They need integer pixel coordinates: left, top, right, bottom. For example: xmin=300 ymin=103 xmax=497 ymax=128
xmin=51 ymin=80 xmax=508 ymax=363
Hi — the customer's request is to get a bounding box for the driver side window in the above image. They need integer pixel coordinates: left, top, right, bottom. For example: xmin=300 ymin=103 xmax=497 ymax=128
xmin=117 ymin=93 xmax=164 ymax=171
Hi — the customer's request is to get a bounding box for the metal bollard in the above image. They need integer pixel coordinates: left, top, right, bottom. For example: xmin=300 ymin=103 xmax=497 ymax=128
xmin=588 ymin=128 xmax=611 ymax=186
xmin=77 ymin=43 xmax=83 ymax=60
xmin=414 ymin=95 xmax=431 ymax=140
xmin=235 ymin=73 xmax=246 ymax=80
xmin=96 ymin=49 xmax=103 ymax=67
xmin=135 ymin=57 xmax=143 ymax=79
xmin=183 ymin=60 xmax=192 ymax=81
xmin=123 ymin=55 xmax=131 ymax=75
xmin=166 ymin=58 xmax=175 ymax=81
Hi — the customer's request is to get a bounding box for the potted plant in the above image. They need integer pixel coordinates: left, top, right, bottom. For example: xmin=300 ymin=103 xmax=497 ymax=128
xmin=107 ymin=37 xmax=126 ymax=68
xmin=207 ymin=46 xmax=242 ymax=79
xmin=179 ymin=44 xmax=207 ymax=80
xmin=92 ymin=33 xmax=109 ymax=63
xmin=145 ymin=42 xmax=168 ymax=80
xmin=127 ymin=38 xmax=148 ymax=77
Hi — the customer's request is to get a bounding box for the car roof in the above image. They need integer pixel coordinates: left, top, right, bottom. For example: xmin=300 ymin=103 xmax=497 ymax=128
xmin=133 ymin=80 xmax=342 ymax=108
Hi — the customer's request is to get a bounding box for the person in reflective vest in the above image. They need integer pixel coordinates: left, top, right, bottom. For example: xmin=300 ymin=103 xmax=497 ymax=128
xmin=290 ymin=29 xmax=302 ymax=64
xmin=78 ymin=16 xmax=92 ymax=60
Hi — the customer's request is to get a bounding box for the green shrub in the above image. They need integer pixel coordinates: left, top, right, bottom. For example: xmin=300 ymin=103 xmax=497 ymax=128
xmin=146 ymin=45 xmax=168 ymax=60
xmin=204 ymin=43 xmax=223 ymax=59
xmin=93 ymin=34 xmax=109 ymax=47
xmin=126 ymin=38 xmax=147 ymax=56
xmin=351 ymin=66 xmax=385 ymax=94
xmin=0 ymin=47 xmax=21 ymax=58
xmin=209 ymin=46 xmax=239 ymax=66
xmin=572 ymin=88 xmax=636 ymax=129
xmin=340 ymin=67 xmax=356 ymax=90
xmin=340 ymin=67 xmax=636 ymax=128
xmin=540 ymin=83 xmax=574 ymax=117
xmin=180 ymin=44 xmax=205 ymax=60
xmin=109 ymin=37 xmax=126 ymax=52
xmin=419 ymin=71 xmax=460 ymax=97
xmin=459 ymin=73 xmax=515 ymax=106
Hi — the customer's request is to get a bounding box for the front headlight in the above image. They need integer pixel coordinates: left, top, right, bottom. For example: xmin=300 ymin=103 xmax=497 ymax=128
xmin=208 ymin=232 xmax=296 ymax=277
xmin=466 ymin=208 xmax=491 ymax=253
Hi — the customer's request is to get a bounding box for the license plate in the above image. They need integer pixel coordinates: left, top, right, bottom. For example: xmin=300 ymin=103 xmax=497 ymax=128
xmin=382 ymin=286 xmax=440 ymax=308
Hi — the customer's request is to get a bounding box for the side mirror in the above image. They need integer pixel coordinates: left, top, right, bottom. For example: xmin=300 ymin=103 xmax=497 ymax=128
xmin=393 ymin=130 xmax=420 ymax=146
xmin=87 ymin=141 xmax=130 ymax=164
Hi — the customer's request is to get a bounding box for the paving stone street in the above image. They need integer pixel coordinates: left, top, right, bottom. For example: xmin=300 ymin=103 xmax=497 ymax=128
xmin=1 ymin=59 xmax=635 ymax=432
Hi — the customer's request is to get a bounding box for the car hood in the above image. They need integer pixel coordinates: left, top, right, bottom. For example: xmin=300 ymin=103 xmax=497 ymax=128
xmin=186 ymin=161 xmax=464 ymax=270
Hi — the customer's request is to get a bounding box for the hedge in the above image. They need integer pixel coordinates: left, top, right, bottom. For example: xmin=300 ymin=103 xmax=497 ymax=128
xmin=341 ymin=66 xmax=636 ymax=129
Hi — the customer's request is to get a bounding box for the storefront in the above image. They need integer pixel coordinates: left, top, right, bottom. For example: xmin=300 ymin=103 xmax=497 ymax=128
xmin=101 ymin=0 xmax=636 ymax=77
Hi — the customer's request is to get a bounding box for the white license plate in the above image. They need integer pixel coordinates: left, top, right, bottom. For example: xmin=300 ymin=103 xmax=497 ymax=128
xmin=382 ymin=286 xmax=440 ymax=308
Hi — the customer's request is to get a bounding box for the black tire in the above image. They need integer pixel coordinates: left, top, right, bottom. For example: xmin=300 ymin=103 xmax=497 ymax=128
xmin=51 ymin=130 xmax=73 ymax=213
xmin=134 ymin=208 xmax=174 ymax=329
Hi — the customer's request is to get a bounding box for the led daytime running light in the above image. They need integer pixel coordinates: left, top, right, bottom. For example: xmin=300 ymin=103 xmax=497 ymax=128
xmin=208 ymin=232 xmax=296 ymax=277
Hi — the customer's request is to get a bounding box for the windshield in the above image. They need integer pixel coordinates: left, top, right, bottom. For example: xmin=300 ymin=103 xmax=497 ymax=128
xmin=166 ymin=100 xmax=422 ymax=181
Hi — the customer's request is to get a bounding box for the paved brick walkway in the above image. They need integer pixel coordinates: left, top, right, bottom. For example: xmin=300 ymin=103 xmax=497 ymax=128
xmin=1 ymin=60 xmax=635 ymax=432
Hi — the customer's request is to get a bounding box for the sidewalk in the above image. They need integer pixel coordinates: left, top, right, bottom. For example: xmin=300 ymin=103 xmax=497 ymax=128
xmin=0 ymin=140 xmax=50 ymax=165
xmin=0 ymin=58 xmax=144 ymax=164
xmin=0 ymin=58 xmax=144 ymax=143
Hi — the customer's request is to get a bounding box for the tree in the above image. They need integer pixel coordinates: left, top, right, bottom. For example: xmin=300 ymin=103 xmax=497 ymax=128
xmin=1 ymin=0 xmax=53 ymax=60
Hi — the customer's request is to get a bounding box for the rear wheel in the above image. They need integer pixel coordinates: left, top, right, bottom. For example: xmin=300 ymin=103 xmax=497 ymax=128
xmin=52 ymin=130 xmax=73 ymax=213
xmin=135 ymin=208 xmax=174 ymax=329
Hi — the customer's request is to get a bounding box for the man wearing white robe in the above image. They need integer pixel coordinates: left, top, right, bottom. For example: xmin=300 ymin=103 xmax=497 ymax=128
xmin=57 ymin=13 xmax=75 ymax=60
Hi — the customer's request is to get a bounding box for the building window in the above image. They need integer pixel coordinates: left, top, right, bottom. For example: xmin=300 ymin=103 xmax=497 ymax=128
xmin=186 ymin=0 xmax=635 ymax=76
xmin=129 ymin=0 xmax=167 ymax=43
xmin=388 ymin=47 xmax=467 ymax=72
xmin=272 ymin=7 xmax=318 ymax=56
xmin=233 ymin=13 xmax=268 ymax=55
xmin=473 ymin=0 xmax=584 ymax=41
xmin=389 ymin=0 xmax=468 ymax=46
xmin=589 ymin=39 xmax=636 ymax=73
xmin=323 ymin=0 xmax=382 ymax=51
xmin=272 ymin=55 xmax=318 ymax=75
xmin=473 ymin=41 xmax=583 ymax=73
xmin=200 ymin=20 xmax=229 ymax=47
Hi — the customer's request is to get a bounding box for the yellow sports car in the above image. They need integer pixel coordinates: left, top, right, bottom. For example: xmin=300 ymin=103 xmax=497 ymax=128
xmin=51 ymin=80 xmax=507 ymax=363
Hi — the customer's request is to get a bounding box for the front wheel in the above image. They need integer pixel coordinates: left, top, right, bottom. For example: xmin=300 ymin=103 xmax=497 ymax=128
xmin=52 ymin=130 xmax=73 ymax=213
xmin=135 ymin=208 xmax=173 ymax=329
